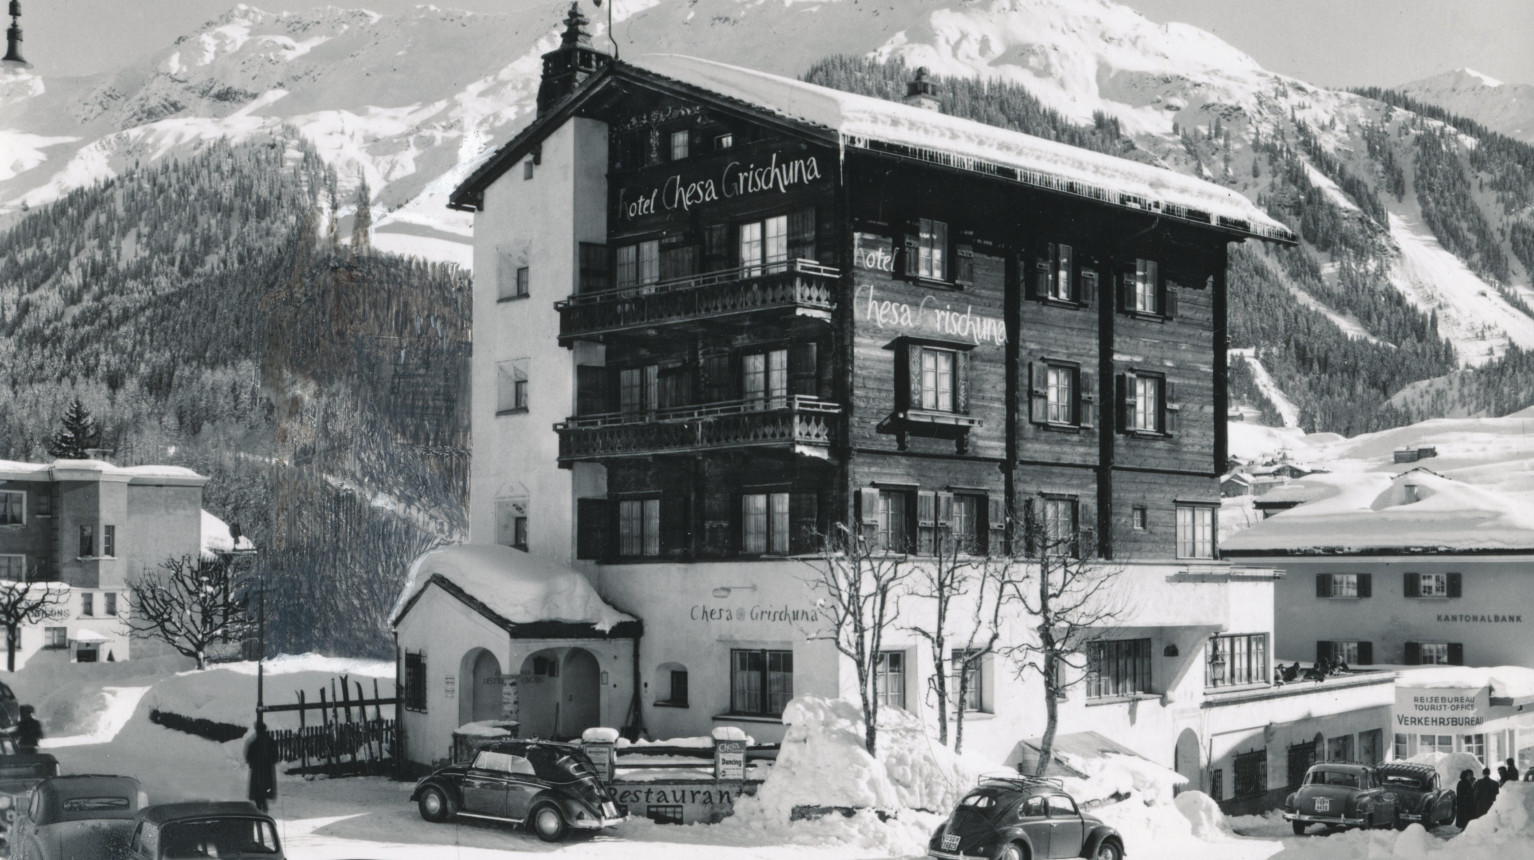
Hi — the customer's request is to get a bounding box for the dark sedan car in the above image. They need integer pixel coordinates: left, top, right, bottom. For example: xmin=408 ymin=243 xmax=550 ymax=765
xmin=7 ymin=774 xmax=146 ymax=860
xmin=0 ymin=735 xmax=61 ymax=855
xmin=1284 ymin=762 xmax=1399 ymax=834
xmin=927 ymin=776 xmax=1125 ymax=860
xmin=124 ymin=802 xmax=283 ymax=859
xmin=411 ymin=740 xmax=626 ymax=842
xmin=1374 ymin=762 xmax=1455 ymax=829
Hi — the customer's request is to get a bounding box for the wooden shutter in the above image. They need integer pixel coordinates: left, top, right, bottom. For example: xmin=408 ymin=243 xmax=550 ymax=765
xmin=1080 ymin=269 xmax=1098 ymax=307
xmin=1163 ymin=279 xmax=1178 ymax=318
xmin=1078 ymin=500 xmax=1097 ymax=557
xmin=917 ymin=492 xmax=937 ymax=554
xmin=1448 ymin=643 xmax=1464 ymax=666
xmin=954 ymin=229 xmax=975 ymax=288
xmin=1118 ymin=263 xmax=1136 ymax=311
xmin=661 ymin=494 xmax=690 ymax=556
xmin=1027 ymin=251 xmax=1046 ymax=300
xmin=1119 ymin=372 xmax=1138 ymax=431
xmin=1403 ymin=572 xmax=1420 ymax=598
xmin=788 ymin=207 xmax=817 ymax=262
xmin=901 ymin=219 xmax=921 ymax=278
xmin=1079 ymin=370 xmax=1096 ymax=428
xmin=906 ymin=345 xmax=924 ymax=411
xmin=702 ymin=351 xmax=733 ymax=402
xmin=858 ymin=487 xmax=881 ymax=533
xmin=1447 ymin=572 xmax=1462 ymax=598
xmin=988 ymin=494 xmax=1007 ymax=556
xmin=1022 ymin=498 xmax=1037 ymax=556
xmin=702 ymin=223 xmax=730 ymax=272
xmin=578 ymin=242 xmax=609 ymax=293
xmin=1358 ymin=573 xmax=1372 ymax=597
xmin=790 ymin=342 xmax=819 ymax=398
xmin=576 ymin=365 xmax=608 ymax=416
xmin=576 ymin=499 xmax=609 ymax=560
xmin=660 ymin=244 xmax=698 ymax=281
xmin=1357 ymin=642 xmax=1373 ymax=665
xmin=1315 ymin=574 xmax=1331 ymax=598
xmin=954 ymin=351 xmax=970 ymax=413
xmin=790 ymin=492 xmax=819 ymax=554
xmin=1164 ymin=380 xmax=1179 ymax=434
xmin=1029 ymin=362 xmax=1049 ymax=424
xmin=1405 ymin=641 xmax=1421 ymax=664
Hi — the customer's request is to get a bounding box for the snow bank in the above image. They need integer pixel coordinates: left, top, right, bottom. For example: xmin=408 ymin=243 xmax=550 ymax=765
xmin=1060 ymin=751 xmax=1186 ymax=805
xmin=1174 ymin=790 xmax=1231 ymax=840
xmin=389 ymin=543 xmax=634 ymax=631
xmin=1408 ymin=751 xmax=1486 ymax=788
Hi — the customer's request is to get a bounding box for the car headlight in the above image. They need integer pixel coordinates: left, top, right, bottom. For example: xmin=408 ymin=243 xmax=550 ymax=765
xmin=0 ymin=796 xmax=12 ymax=810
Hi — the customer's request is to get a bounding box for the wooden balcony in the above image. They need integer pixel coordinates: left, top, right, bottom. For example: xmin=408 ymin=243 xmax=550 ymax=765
xmin=556 ymin=260 xmax=839 ymax=344
xmin=557 ymin=396 xmax=841 ymax=463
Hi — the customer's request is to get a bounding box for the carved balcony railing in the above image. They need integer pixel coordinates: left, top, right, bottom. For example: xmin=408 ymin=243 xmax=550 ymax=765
xmin=557 ymin=260 xmax=839 ymax=343
xmin=556 ymin=396 xmax=841 ymax=463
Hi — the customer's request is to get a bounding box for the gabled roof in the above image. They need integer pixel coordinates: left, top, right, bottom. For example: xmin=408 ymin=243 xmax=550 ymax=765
xmin=451 ymin=55 xmax=1295 ymax=244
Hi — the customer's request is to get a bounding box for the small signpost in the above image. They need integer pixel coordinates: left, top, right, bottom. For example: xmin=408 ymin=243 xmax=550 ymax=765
xmin=582 ymin=727 xmax=620 ymax=784
xmin=712 ymin=726 xmax=747 ymax=782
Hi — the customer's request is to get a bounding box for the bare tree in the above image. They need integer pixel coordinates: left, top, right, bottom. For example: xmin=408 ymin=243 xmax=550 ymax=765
xmin=127 ymin=554 xmax=256 ymax=670
xmin=1005 ymin=500 xmax=1125 ymax=775
xmin=801 ymin=523 xmax=912 ymax=756
xmin=0 ymin=566 xmax=70 ymax=671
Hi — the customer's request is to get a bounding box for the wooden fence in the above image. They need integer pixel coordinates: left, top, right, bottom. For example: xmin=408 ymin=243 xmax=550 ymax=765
xmin=260 ymin=675 xmax=398 ymax=776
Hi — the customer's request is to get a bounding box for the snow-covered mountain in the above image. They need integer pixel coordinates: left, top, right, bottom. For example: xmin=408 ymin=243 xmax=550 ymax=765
xmin=3 ymin=0 xmax=1534 ymax=383
xmin=1398 ymin=68 xmax=1534 ymax=145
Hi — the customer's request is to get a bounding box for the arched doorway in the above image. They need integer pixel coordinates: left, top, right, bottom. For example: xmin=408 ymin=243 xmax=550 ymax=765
xmin=519 ymin=648 xmax=563 ymax=740
xmin=560 ymin=648 xmax=601 ymax=739
xmin=1174 ymin=728 xmax=1202 ymax=793
xmin=458 ymin=648 xmax=504 ymax=727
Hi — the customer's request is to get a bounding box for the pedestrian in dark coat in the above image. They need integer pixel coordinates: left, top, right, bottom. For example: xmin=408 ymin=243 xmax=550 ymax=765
xmin=1503 ymin=758 xmax=1519 ymax=783
xmin=15 ymin=705 xmax=42 ymax=754
xmin=1455 ymin=769 xmax=1477 ymax=828
xmin=1474 ymin=767 xmax=1501 ymax=819
xmin=245 ymin=721 xmax=278 ymax=812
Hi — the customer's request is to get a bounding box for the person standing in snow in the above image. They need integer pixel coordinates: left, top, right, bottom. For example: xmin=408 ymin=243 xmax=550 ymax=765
xmin=14 ymin=705 xmax=42 ymax=754
xmin=245 ymin=720 xmax=279 ymax=812
xmin=1503 ymin=758 xmax=1519 ymax=783
xmin=1455 ymin=769 xmax=1476 ymax=828
xmin=1474 ymin=767 xmax=1500 ymax=819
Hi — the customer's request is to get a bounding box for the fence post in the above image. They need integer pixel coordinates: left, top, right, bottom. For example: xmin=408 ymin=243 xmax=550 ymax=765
xmin=298 ymin=690 xmax=309 ymax=774
xmin=320 ymin=687 xmax=333 ymax=774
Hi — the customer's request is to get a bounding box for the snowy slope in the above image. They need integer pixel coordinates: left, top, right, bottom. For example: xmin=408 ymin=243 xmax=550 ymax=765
xmin=1398 ymin=68 xmax=1534 ymax=145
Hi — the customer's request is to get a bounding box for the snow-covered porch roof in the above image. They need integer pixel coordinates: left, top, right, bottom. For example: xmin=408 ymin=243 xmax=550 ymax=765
xmin=390 ymin=544 xmax=640 ymax=639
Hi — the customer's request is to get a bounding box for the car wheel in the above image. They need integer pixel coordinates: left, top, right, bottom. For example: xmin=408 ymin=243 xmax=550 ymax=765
xmin=1094 ymin=840 xmax=1123 ymax=860
xmin=417 ymin=785 xmax=456 ymax=823
xmin=996 ymin=843 xmax=1024 ymax=860
xmin=1292 ymin=821 xmax=1307 ymax=836
xmin=531 ymin=803 xmax=568 ymax=842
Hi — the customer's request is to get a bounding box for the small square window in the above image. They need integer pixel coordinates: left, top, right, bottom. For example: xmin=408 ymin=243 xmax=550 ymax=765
xmin=103 ymin=525 xmax=115 ymax=558
xmin=669 ymin=130 xmax=689 ymax=161
xmin=1132 ymin=506 xmax=1147 ymax=530
xmin=714 ymin=133 xmax=733 ymax=150
xmin=515 ymin=266 xmax=529 ymax=298
xmin=81 ymin=593 xmax=94 ymax=617
xmin=497 ymin=359 xmax=529 ymax=413
xmin=523 ymin=160 xmax=535 ymax=180
xmin=44 ymin=627 xmax=67 ymax=650
xmin=78 ymin=525 xmax=95 ymax=558
xmin=104 ymin=593 xmax=117 ymax=616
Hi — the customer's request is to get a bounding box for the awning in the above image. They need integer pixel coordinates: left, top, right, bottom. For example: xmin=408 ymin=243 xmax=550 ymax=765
xmin=71 ymin=629 xmax=110 ymax=644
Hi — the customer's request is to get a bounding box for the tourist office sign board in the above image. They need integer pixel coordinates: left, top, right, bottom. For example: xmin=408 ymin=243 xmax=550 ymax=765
xmin=1393 ymin=685 xmax=1489 ymax=731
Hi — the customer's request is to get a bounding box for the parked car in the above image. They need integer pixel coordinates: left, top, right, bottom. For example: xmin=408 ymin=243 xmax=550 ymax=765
xmin=6 ymin=774 xmax=146 ymax=860
xmin=1283 ymin=762 xmax=1399 ymax=834
xmin=411 ymin=740 xmax=626 ymax=842
xmin=1374 ymin=761 xmax=1455 ymax=829
xmin=0 ymin=683 xmax=20 ymax=730
xmin=0 ymin=735 xmax=61 ymax=855
xmin=123 ymin=802 xmax=283 ymax=859
xmin=927 ymin=776 xmax=1125 ymax=860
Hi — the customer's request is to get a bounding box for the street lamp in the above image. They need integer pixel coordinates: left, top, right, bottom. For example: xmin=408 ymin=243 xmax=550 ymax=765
xmin=1208 ymin=645 xmax=1227 ymax=685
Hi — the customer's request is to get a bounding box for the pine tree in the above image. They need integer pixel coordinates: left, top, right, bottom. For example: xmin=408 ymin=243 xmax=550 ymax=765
xmin=351 ymin=172 xmax=372 ymax=253
xmin=46 ymin=399 xmax=103 ymax=460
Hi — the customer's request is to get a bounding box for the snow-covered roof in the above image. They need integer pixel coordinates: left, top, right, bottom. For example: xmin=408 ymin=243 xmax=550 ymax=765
xmin=633 ymin=55 xmax=1294 ymax=243
xmin=200 ymin=510 xmax=256 ymax=560
xmin=390 ymin=544 xmax=634 ymax=632
xmin=1397 ymin=666 xmax=1534 ymax=701
xmin=1223 ymin=471 xmax=1534 ymax=553
xmin=0 ymin=459 xmax=207 ymax=484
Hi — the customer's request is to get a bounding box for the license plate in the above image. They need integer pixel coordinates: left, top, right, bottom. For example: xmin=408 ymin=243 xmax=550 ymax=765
xmin=1314 ymin=798 xmax=1330 ymax=812
xmin=942 ymin=833 xmax=961 ymax=851
xmin=602 ymin=801 xmax=618 ymax=818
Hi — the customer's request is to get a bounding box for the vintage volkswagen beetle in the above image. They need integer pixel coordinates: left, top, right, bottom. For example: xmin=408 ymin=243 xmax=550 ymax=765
xmin=411 ymin=740 xmax=626 ymax=842
xmin=1374 ymin=761 xmax=1455 ymax=829
xmin=7 ymin=774 xmax=147 ymax=860
xmin=0 ymin=735 xmax=61 ymax=854
xmin=124 ymin=801 xmax=283 ymax=859
xmin=1283 ymin=762 xmax=1399 ymax=834
xmin=927 ymin=776 xmax=1125 ymax=860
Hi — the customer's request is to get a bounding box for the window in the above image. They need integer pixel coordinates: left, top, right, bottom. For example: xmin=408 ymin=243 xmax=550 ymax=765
xmin=32 ymin=491 xmax=51 ymax=518
xmin=1121 ymin=371 xmax=1176 ymax=435
xmin=1462 ymin=734 xmax=1486 ymax=762
xmin=523 ymin=159 xmax=534 ymax=180
xmin=875 ymin=650 xmax=906 ymax=710
xmin=1418 ymin=734 xmax=1453 ymax=754
xmin=1405 ymin=572 xmax=1461 ymax=599
xmin=739 ymin=215 xmax=788 ymax=276
xmin=1210 ymin=769 xmax=1223 ymax=801
xmin=667 ymin=669 xmax=688 ymax=706
xmin=1175 ymin=505 xmax=1215 ymax=559
xmin=648 ymin=805 xmax=684 ymax=824
xmin=878 ymin=490 xmax=910 ymax=553
xmin=1207 ymin=633 xmax=1267 ymax=688
xmin=619 ymin=365 xmax=659 ymax=415
xmin=920 ymin=348 xmax=956 ymax=412
xmin=578 ymin=242 xmax=609 ymax=293
xmin=496 ymin=499 xmax=528 ymax=551
xmin=1234 ymin=749 xmax=1268 ymax=800
xmin=104 ymin=593 xmax=117 ymax=616
xmin=0 ymin=490 xmax=23 ymax=525
xmin=1132 ymin=506 xmax=1147 ymax=531
xmin=618 ymin=499 xmax=661 ymax=557
xmin=1318 ymin=640 xmax=1373 ymax=666
xmin=731 ymin=648 xmax=792 ymax=716
xmin=44 ymin=627 xmax=67 ymax=650
xmin=1034 ymin=242 xmax=1075 ymax=301
xmin=1046 ymin=365 xmax=1075 ymax=423
xmin=916 ymin=218 xmax=948 ymax=279
xmin=404 ymin=650 xmax=427 ymax=712
xmin=1132 ymin=259 xmax=1159 ymax=313
xmin=496 ymin=359 xmax=529 ymax=413
xmin=1419 ymin=642 xmax=1450 ymax=665
xmin=1316 ymin=573 xmax=1372 ymax=598
xmin=0 ymin=556 xmax=23 ymax=580
xmin=1086 ymin=638 xmax=1152 ymax=699
xmin=669 ymin=129 xmax=689 ymax=161
xmin=497 ymin=251 xmax=527 ymax=300
xmin=951 ymin=649 xmax=984 ymax=712
xmin=514 ymin=266 xmax=529 ymax=298
xmin=743 ymin=349 xmax=788 ymax=409
xmin=951 ymin=494 xmax=981 ymax=555
xmin=1040 ymin=497 xmax=1078 ymax=556
xmin=714 ymin=133 xmax=733 ymax=150
xmin=79 ymin=524 xmax=95 ymax=558
xmin=1394 ymin=733 xmax=1410 ymax=760
xmin=616 ymin=240 xmax=660 ymax=290
xmin=81 ymin=593 xmax=94 ymax=617
xmin=103 ymin=525 xmax=115 ymax=558
xmin=1134 ymin=374 xmax=1161 ymax=432
xmin=1028 ymin=361 xmax=1093 ymax=428
xmin=742 ymin=492 xmax=789 ymax=555
xmin=1047 ymin=795 xmax=1078 ymax=816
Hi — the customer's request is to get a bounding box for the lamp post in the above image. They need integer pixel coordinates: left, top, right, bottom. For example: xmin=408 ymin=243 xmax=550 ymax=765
xmin=1208 ymin=646 xmax=1227 ymax=685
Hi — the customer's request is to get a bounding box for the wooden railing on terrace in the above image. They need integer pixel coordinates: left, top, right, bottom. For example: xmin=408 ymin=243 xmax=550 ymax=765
xmin=557 ymin=396 xmax=841 ymax=462
xmin=556 ymin=260 xmax=839 ymax=342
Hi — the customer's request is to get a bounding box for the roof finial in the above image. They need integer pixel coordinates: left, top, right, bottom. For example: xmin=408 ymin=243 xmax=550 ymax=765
xmin=561 ymin=2 xmax=593 ymax=50
xmin=3 ymin=0 xmax=27 ymax=66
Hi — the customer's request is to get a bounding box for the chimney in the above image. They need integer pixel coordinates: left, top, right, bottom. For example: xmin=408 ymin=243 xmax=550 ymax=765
xmin=904 ymin=67 xmax=941 ymax=111
xmin=3 ymin=0 xmax=26 ymax=66
xmin=536 ymin=2 xmax=612 ymax=118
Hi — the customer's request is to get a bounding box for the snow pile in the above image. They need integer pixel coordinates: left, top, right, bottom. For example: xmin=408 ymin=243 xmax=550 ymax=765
xmin=1398 ymin=665 xmax=1534 ymax=700
xmin=389 ymin=543 xmax=635 ymax=631
xmin=1408 ymin=751 xmax=1486 ymax=787
xmin=1059 ymin=751 xmax=1186 ymax=805
xmin=583 ymin=727 xmax=621 ymax=743
xmin=1173 ymin=790 xmax=1232 ymax=840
